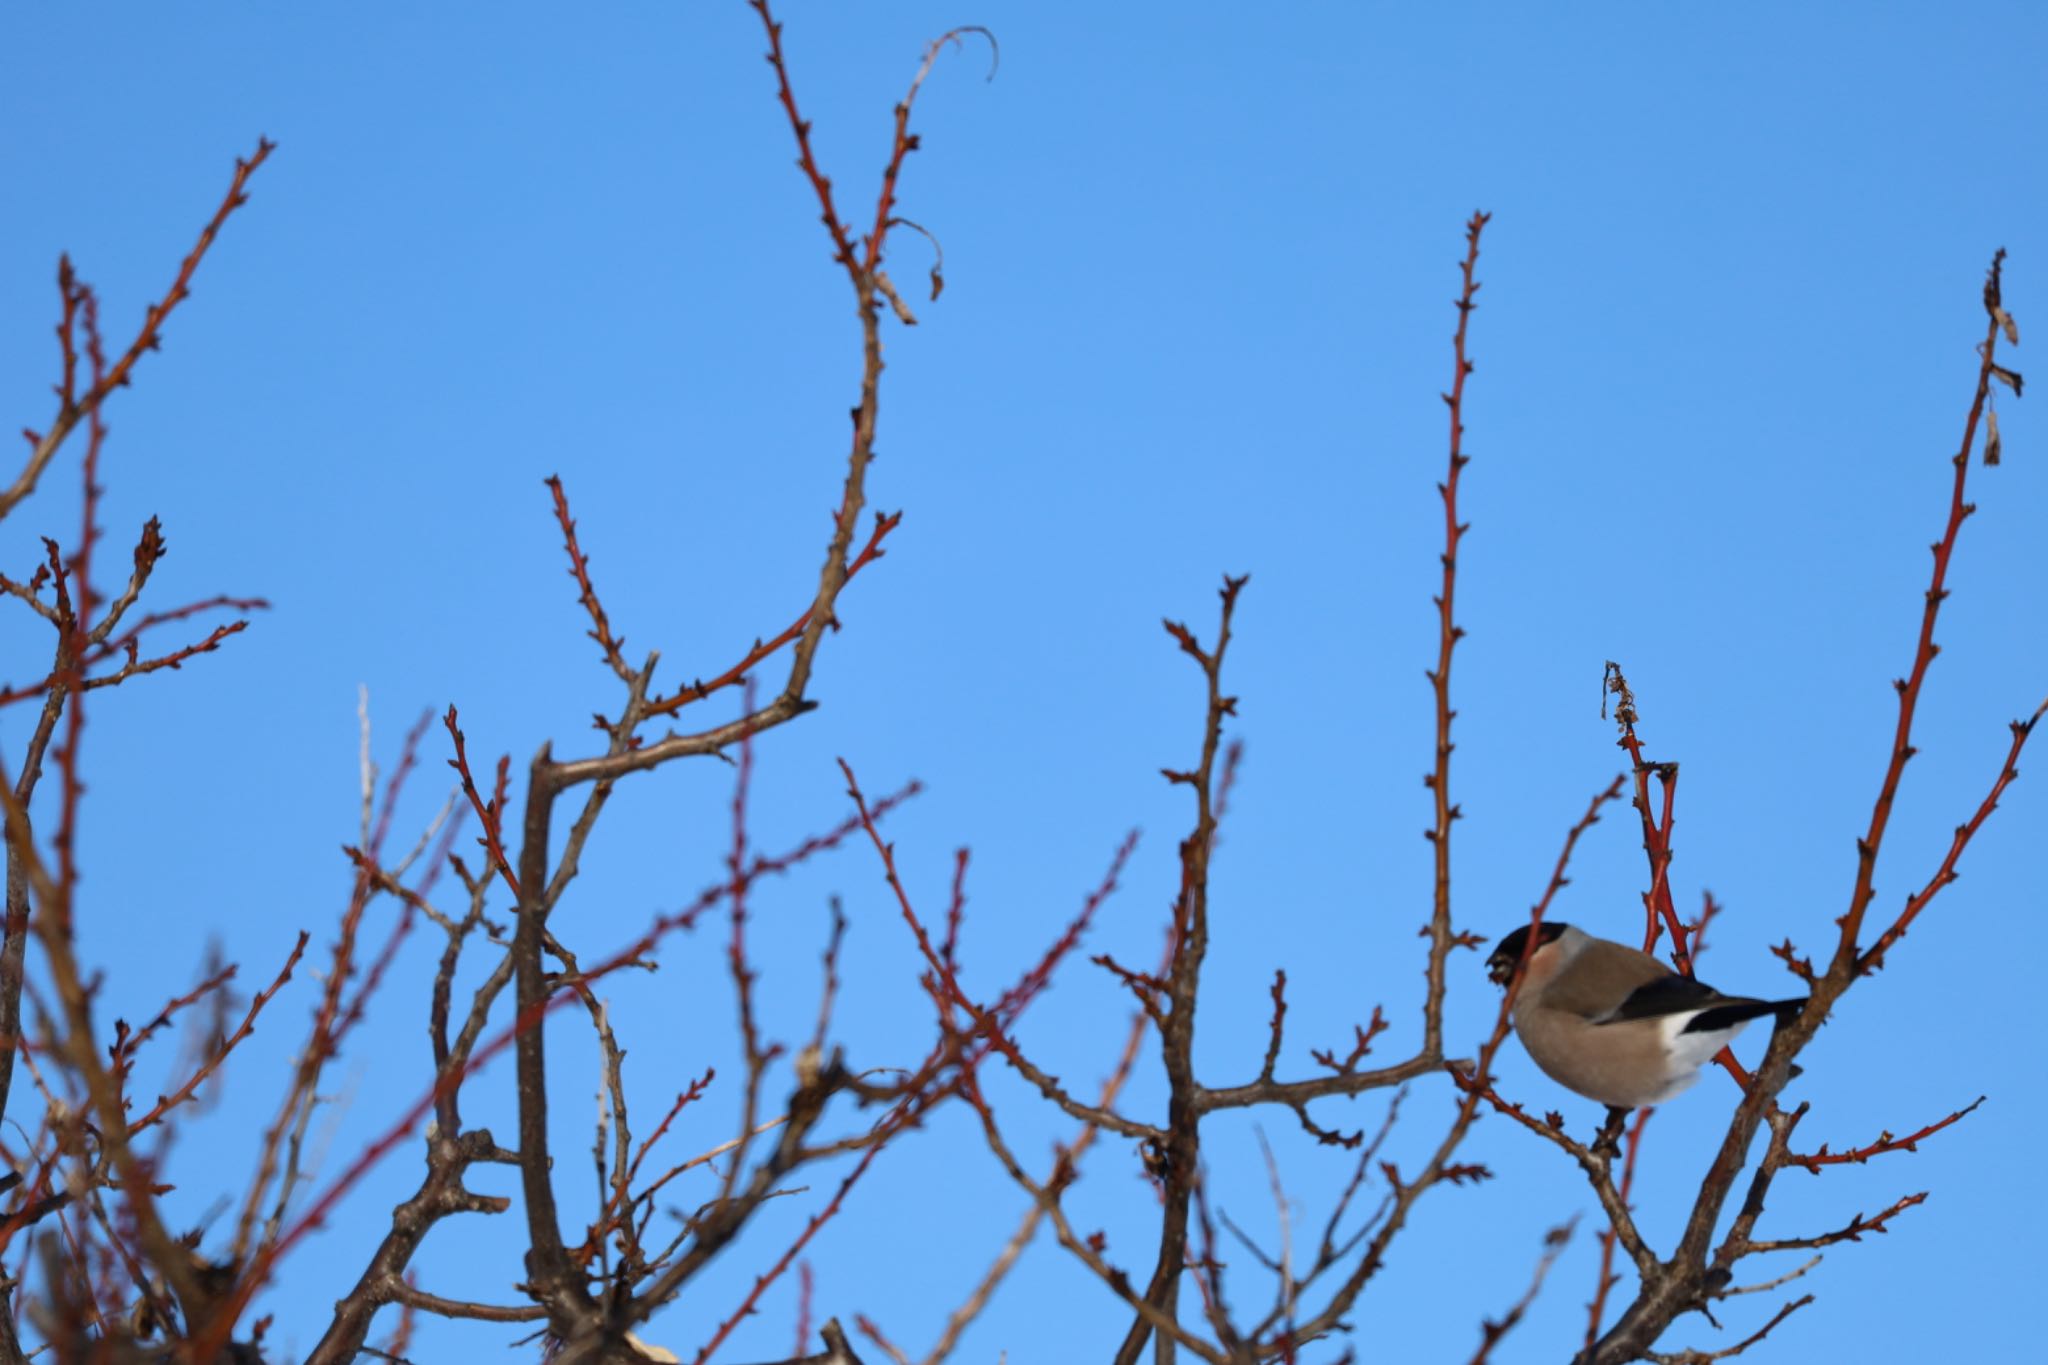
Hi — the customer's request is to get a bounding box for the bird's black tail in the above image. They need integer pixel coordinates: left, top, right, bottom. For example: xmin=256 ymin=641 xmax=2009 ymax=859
xmin=1683 ymin=998 xmax=1807 ymax=1035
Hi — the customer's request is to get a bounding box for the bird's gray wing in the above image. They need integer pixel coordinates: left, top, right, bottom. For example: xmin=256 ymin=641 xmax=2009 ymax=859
xmin=1594 ymin=972 xmax=1722 ymax=1025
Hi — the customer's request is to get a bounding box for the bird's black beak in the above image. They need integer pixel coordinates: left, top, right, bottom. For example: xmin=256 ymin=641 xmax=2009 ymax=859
xmin=1486 ymin=954 xmax=1514 ymax=987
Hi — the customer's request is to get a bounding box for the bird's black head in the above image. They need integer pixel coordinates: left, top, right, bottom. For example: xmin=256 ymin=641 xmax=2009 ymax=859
xmin=1486 ymin=921 xmax=1570 ymax=986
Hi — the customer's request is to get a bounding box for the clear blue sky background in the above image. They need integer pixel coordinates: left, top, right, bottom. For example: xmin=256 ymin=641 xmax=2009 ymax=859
xmin=2 ymin=3 xmax=2043 ymax=1361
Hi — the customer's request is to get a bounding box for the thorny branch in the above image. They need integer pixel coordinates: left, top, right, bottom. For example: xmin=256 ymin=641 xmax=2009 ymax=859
xmin=0 ymin=17 xmax=2030 ymax=1365
xmin=1574 ymin=250 xmax=2032 ymax=1365
xmin=348 ymin=6 xmax=995 ymax=1361
xmin=0 ymin=135 xmax=273 ymax=1360
xmin=935 ymin=213 xmax=1652 ymax=1365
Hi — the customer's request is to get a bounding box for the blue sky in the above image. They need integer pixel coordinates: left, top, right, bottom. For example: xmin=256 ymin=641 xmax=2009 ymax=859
xmin=1 ymin=3 xmax=2043 ymax=1361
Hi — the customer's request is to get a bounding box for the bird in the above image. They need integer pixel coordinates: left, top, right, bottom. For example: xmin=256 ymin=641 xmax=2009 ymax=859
xmin=1485 ymin=921 xmax=1805 ymax=1151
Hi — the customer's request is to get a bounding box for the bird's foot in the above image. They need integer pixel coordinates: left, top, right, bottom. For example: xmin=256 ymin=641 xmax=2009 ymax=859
xmin=1590 ymin=1105 xmax=1630 ymax=1159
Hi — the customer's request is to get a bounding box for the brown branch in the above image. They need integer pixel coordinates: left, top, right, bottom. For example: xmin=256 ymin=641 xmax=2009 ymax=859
xmin=1641 ymin=1294 xmax=1813 ymax=1364
xmin=1585 ymin=1108 xmax=1652 ymax=1349
xmin=303 ymin=1127 xmax=523 ymax=1365
xmin=391 ymin=1282 xmax=543 ymax=1323
xmin=1743 ymin=1189 xmax=1927 ymax=1252
xmin=737 ymin=1318 xmax=868 ymax=1365
xmin=1584 ymin=251 xmax=2027 ymax=1365
xmin=1218 ymin=769 xmax=1620 ymax=1135
xmin=1113 ymin=574 xmax=1244 ymax=1365
xmin=264 ymin=767 xmax=922 ymax=1359
xmin=1455 ymin=1076 xmax=1655 ymax=1283
xmin=308 ymin=766 xmax=915 ymax=1354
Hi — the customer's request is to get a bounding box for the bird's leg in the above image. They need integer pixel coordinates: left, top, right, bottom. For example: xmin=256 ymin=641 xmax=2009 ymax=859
xmin=1591 ymin=1105 xmax=1630 ymax=1159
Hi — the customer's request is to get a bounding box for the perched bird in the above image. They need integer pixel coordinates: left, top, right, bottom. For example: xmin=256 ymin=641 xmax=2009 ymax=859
xmin=1485 ymin=922 xmax=1804 ymax=1142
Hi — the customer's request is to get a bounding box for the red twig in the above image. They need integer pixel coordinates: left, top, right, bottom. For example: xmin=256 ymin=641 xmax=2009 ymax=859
xmin=747 ymin=0 xmax=861 ymax=273
xmin=840 ymin=758 xmax=1132 ymax=1065
xmin=642 ymin=511 xmax=900 ymax=720
xmin=1601 ymin=665 xmax=1767 ymax=1094
xmin=1686 ymin=889 xmax=1724 ymax=965
xmin=855 ymin=1313 xmax=912 ymax=1365
xmin=1601 ymin=664 xmax=1693 ymax=972
xmin=545 ymin=474 xmax=632 ymax=683
xmin=1769 ymin=938 xmax=1817 ymax=985
xmin=940 ymin=848 xmax=969 ymax=978
xmin=0 ymin=618 xmax=256 ymax=707
xmin=130 ymin=932 xmax=309 ymax=1132
xmin=86 ymin=593 xmax=270 ymax=665
xmin=52 ymin=290 xmax=106 ymax=895
xmin=838 ymin=759 xmax=955 ymax=997
xmin=1784 ymin=1096 xmax=1984 ymax=1172
xmin=690 ymin=1135 xmax=890 ymax=1364
xmin=632 ymin=1070 xmax=718 ymax=1190
xmin=988 ymin=829 xmax=1139 ymax=1020
xmin=1092 ymin=952 xmax=1170 ymax=1029
xmin=1858 ymin=698 xmax=2045 ymax=975
xmin=795 ymin=1260 xmax=815 ymax=1358
xmin=109 ymin=961 xmax=238 ymax=1079
xmin=1835 ymin=250 xmax=2017 ymax=970
xmin=8 ymin=139 xmax=275 ymax=520
xmin=442 ymin=706 xmax=519 ymax=898
xmin=1310 ymin=1007 xmax=1389 ymax=1076
xmin=92 ymin=141 xmax=276 ymax=407
xmin=330 ymin=895 xmax=418 ymax=1048
xmin=72 ymin=285 xmax=109 ymax=674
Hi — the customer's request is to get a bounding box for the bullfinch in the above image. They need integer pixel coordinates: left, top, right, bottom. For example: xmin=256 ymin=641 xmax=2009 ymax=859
xmin=1485 ymin=922 xmax=1805 ymax=1142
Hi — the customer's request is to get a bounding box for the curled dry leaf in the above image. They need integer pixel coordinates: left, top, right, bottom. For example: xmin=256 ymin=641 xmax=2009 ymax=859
xmin=1985 ymin=408 xmax=2001 ymax=466
xmin=1994 ymin=305 xmax=2020 ymax=345
xmin=875 ymin=270 xmax=918 ymax=326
